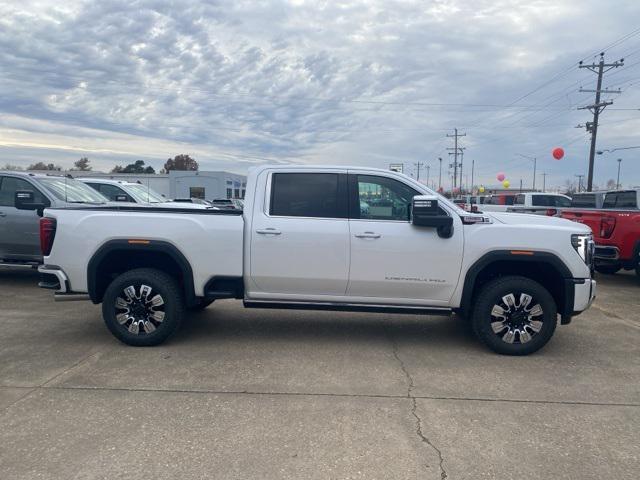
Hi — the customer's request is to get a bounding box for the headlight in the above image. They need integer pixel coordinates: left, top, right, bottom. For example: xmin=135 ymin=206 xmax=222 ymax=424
xmin=571 ymin=233 xmax=594 ymax=267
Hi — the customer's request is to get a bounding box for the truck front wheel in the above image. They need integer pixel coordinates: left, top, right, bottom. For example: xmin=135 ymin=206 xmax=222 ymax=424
xmin=102 ymin=268 xmax=185 ymax=346
xmin=471 ymin=276 xmax=557 ymax=355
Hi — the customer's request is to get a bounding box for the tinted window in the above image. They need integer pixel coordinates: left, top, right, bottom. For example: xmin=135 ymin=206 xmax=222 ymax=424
xmin=514 ymin=194 xmax=525 ymax=205
xmin=0 ymin=176 xmax=47 ymax=207
xmin=603 ymin=191 xmax=638 ymax=209
xmin=270 ymin=173 xmax=347 ymax=218
xmin=571 ymin=194 xmax=595 ymax=208
xmin=617 ymin=191 xmax=637 ymax=208
xmin=91 ymin=183 xmax=131 ymax=202
xmin=552 ymin=196 xmax=571 ymax=207
xmin=532 ymin=195 xmax=550 ymax=207
xmin=355 ymin=175 xmax=419 ymax=221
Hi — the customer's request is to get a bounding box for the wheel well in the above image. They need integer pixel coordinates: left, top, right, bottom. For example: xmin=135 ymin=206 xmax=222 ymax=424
xmin=462 ymin=256 xmax=572 ymax=318
xmin=88 ymin=242 xmax=196 ymax=306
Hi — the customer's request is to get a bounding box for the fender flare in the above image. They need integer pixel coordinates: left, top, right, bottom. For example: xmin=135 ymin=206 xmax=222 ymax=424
xmin=459 ymin=250 xmax=574 ymax=316
xmin=87 ymin=239 xmax=196 ymax=305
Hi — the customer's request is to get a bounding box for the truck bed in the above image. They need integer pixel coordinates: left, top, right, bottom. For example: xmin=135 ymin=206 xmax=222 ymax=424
xmin=43 ymin=206 xmax=244 ymax=296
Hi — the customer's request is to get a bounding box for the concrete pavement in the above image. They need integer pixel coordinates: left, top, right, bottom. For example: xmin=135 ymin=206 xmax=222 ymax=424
xmin=0 ymin=267 xmax=638 ymax=479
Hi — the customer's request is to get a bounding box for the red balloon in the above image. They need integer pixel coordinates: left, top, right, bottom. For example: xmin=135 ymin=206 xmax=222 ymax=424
xmin=552 ymin=147 xmax=564 ymax=160
xmin=496 ymin=172 xmax=505 ymax=182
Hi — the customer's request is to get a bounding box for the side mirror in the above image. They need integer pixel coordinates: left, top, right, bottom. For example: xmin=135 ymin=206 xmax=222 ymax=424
xmin=411 ymin=195 xmax=454 ymax=238
xmin=15 ymin=190 xmax=49 ymax=216
xmin=115 ymin=194 xmax=129 ymax=202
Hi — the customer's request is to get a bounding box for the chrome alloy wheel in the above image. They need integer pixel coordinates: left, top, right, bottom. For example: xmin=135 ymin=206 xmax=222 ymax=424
xmin=490 ymin=293 xmax=544 ymax=344
xmin=114 ymin=284 xmax=165 ymax=335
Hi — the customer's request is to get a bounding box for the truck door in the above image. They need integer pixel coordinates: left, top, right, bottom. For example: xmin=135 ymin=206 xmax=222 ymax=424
xmin=0 ymin=176 xmax=48 ymax=261
xmin=249 ymin=172 xmax=350 ymax=297
xmin=346 ymin=173 xmax=464 ymax=306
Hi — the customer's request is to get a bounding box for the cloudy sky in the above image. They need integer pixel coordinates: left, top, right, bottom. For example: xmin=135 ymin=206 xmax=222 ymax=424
xmin=1 ymin=0 xmax=640 ymax=190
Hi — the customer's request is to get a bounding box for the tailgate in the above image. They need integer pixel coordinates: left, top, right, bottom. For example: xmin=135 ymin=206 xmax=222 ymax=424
xmin=560 ymin=210 xmax=603 ymax=238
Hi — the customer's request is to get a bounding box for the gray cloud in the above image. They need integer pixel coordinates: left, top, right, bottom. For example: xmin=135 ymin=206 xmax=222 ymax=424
xmin=1 ymin=0 xmax=639 ymax=188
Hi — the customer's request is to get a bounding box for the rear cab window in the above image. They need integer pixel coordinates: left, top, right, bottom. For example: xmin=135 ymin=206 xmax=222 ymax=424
xmin=603 ymin=191 xmax=638 ymax=209
xmin=571 ymin=194 xmax=595 ymax=208
xmin=269 ymin=173 xmax=348 ymax=218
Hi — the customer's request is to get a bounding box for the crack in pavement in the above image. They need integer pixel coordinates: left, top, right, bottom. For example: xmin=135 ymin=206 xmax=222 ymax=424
xmin=391 ymin=338 xmax=448 ymax=480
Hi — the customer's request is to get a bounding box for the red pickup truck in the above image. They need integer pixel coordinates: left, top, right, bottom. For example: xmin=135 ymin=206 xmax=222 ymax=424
xmin=561 ymin=189 xmax=640 ymax=276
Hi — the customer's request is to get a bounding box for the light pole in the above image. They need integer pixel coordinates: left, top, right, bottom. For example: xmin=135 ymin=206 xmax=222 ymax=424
xmin=516 ymin=153 xmax=537 ymax=191
xmin=438 ymin=157 xmax=442 ymax=191
xmin=616 ymin=158 xmax=622 ymax=189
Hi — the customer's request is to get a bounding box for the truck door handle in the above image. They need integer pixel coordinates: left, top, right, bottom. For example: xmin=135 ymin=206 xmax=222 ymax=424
xmin=256 ymin=228 xmax=282 ymax=235
xmin=355 ymin=232 xmax=381 ymax=239
xmin=0 ymin=212 xmax=6 ymax=217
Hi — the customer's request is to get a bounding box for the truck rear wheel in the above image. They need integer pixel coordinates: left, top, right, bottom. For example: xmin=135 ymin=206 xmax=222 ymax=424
xmin=471 ymin=276 xmax=557 ymax=355
xmin=102 ymin=268 xmax=184 ymax=346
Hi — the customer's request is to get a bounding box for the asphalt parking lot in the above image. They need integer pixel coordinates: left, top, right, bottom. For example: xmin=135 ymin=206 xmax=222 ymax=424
xmin=0 ymin=268 xmax=638 ymax=479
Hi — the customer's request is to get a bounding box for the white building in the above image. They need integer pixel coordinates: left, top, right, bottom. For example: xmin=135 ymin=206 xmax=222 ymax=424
xmin=169 ymin=170 xmax=247 ymax=200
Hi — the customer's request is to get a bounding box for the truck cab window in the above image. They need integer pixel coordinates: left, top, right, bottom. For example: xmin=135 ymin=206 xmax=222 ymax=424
xmin=270 ymin=173 xmax=347 ymax=218
xmin=355 ymin=175 xmax=419 ymax=221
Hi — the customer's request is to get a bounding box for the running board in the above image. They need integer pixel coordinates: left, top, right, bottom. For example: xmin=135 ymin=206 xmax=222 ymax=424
xmin=243 ymin=300 xmax=452 ymax=316
xmin=54 ymin=293 xmax=90 ymax=302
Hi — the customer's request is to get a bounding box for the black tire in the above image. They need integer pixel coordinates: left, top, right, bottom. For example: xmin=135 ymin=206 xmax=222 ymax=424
xmin=187 ymin=298 xmax=215 ymax=311
xmin=595 ymin=264 xmax=621 ymax=275
xmin=471 ymin=276 xmax=557 ymax=356
xmin=102 ymin=268 xmax=184 ymax=346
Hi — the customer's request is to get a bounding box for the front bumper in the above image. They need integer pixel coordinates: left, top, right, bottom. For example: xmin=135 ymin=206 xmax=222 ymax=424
xmin=574 ymin=278 xmax=596 ymax=313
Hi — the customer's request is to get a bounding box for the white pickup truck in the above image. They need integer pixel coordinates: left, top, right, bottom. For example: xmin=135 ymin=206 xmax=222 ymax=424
xmin=22 ymin=165 xmax=596 ymax=355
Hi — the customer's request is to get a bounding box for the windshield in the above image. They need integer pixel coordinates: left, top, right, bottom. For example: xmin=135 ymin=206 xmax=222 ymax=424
xmin=39 ymin=177 xmax=108 ymax=203
xmin=125 ymin=184 xmax=166 ymax=203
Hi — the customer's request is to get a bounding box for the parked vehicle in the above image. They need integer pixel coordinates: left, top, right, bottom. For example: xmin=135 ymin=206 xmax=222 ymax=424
xmin=79 ymin=178 xmax=209 ymax=209
xmin=210 ymin=198 xmax=240 ymax=210
xmin=453 ymin=195 xmax=486 ymax=212
xmin=0 ymin=171 xmax=109 ymax=266
xmin=478 ymin=193 xmax=517 ymax=212
xmin=561 ymin=189 xmax=640 ymax=276
xmin=506 ymin=192 xmax=572 ymax=216
xmin=172 ymin=198 xmax=213 ymax=206
xmin=570 ymin=191 xmax=607 ymax=209
xmin=29 ymin=165 xmax=596 ymax=355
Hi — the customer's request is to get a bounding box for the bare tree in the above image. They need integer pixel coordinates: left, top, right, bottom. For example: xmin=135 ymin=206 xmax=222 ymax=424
xmin=27 ymin=162 xmax=62 ymax=171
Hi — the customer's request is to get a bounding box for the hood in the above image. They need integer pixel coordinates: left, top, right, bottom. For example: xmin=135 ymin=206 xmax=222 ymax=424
xmin=486 ymin=211 xmax=591 ymax=232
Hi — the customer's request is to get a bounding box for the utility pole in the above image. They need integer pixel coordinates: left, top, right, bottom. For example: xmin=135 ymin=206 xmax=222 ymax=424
xmin=471 ymin=159 xmax=475 ymax=193
xmin=616 ymin=158 xmax=622 ymax=189
xmin=446 ymin=128 xmax=466 ymax=189
xmin=578 ymin=53 xmax=624 ymax=191
xmin=425 ymin=164 xmax=431 ymax=186
xmin=516 ymin=153 xmax=537 ymax=191
xmin=413 ymin=162 xmax=425 ymax=180
xmin=575 ymin=174 xmax=585 ymax=192
xmin=519 ymin=179 xmax=523 ymax=192
xmin=459 ymin=151 xmax=464 ymax=192
xmin=540 ymin=173 xmax=548 ymax=192
xmin=438 ymin=157 xmax=442 ymax=190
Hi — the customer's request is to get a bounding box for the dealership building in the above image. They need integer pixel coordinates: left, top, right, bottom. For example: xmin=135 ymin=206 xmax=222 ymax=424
xmin=72 ymin=170 xmax=247 ymax=200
